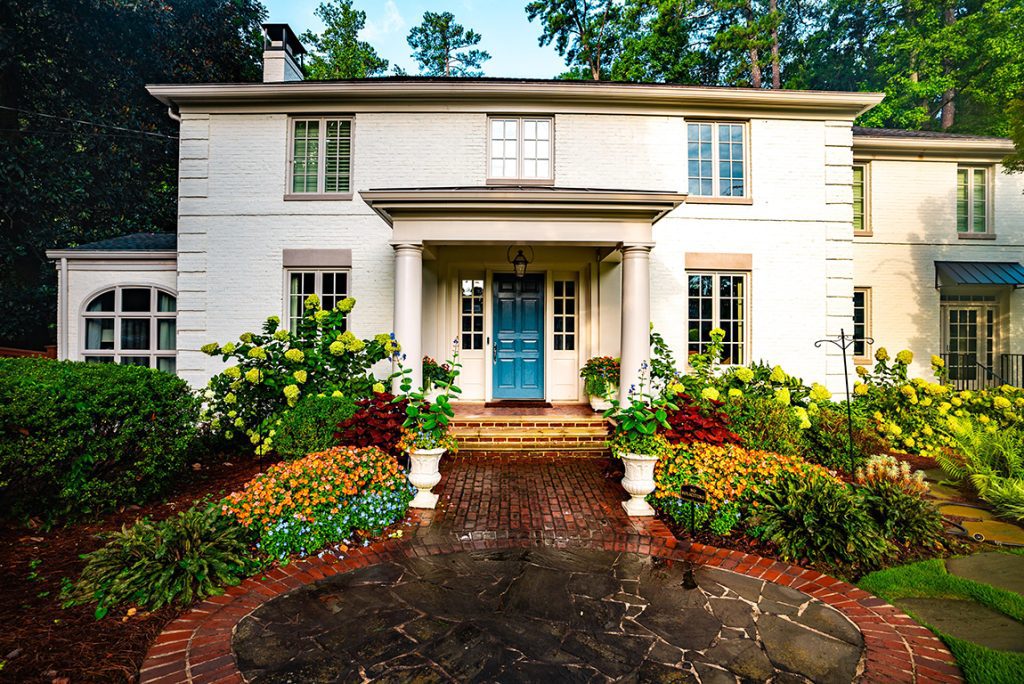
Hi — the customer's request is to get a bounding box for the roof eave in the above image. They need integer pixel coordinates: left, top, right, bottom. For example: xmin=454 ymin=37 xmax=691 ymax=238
xmin=854 ymin=135 xmax=1015 ymax=160
xmin=46 ymin=249 xmax=178 ymax=261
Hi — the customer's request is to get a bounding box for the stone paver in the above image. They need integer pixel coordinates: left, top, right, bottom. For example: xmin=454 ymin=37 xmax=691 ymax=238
xmin=896 ymin=598 xmax=1024 ymax=652
xmin=946 ymin=552 xmax=1024 ymax=597
xmin=140 ymin=456 xmax=961 ymax=683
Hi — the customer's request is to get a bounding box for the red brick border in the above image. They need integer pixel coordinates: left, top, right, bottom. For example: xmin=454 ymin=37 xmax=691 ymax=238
xmin=138 ymin=517 xmax=961 ymax=684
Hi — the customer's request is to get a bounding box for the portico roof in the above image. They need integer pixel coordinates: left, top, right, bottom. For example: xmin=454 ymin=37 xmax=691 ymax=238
xmin=360 ymin=186 xmax=688 ymax=228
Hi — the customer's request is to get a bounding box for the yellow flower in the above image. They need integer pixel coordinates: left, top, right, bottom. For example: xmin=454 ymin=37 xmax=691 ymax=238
xmin=283 ymin=384 xmax=300 ymax=406
xmin=701 ymin=387 xmax=720 ymax=402
xmin=234 ymin=417 xmax=245 ymax=428
xmin=273 ymin=329 xmax=289 ymax=341
xmin=896 ymin=349 xmax=914 ymax=365
xmin=372 ymin=382 xmax=386 ymax=394
xmin=855 ymin=365 xmax=868 ymax=377
xmin=221 ymin=342 xmax=236 ymax=354
xmin=244 ymin=368 xmax=263 ymax=384
xmin=710 ymin=327 xmax=725 ymax=340
xmin=728 ymin=388 xmax=743 ymax=399
xmin=931 ymin=355 xmax=944 ymax=368
xmin=293 ymin=370 xmax=307 ymax=384
xmin=247 ymin=346 xmax=267 ymax=360
xmin=875 ymin=347 xmax=889 ymax=362
xmin=314 ymin=309 xmax=330 ymax=323
xmin=900 ymin=385 xmax=916 ymax=400
xmin=994 ymin=396 xmax=1011 ymax=410
xmin=284 ymin=348 xmax=304 ymax=363
xmin=769 ymin=365 xmax=787 ymax=383
xmin=979 ymin=414 xmax=990 ymax=424
xmin=224 ymin=392 xmax=237 ymax=404
xmin=734 ymin=367 xmax=754 ymax=384
xmin=951 ymin=397 xmax=963 ymax=407
xmin=224 ymin=366 xmax=241 ymax=379
xmin=329 ymin=340 xmax=345 ymax=356
xmin=267 ymin=315 xmax=280 ymax=325
xmin=331 ymin=390 xmax=344 ymax=398
xmin=200 ymin=342 xmax=220 ymax=355
xmin=239 ymin=332 xmax=253 ymax=343
xmin=774 ymin=387 xmax=791 ymax=405
xmin=854 ymin=382 xmax=868 ymax=396
xmin=304 ymin=294 xmax=320 ymax=310
xmin=337 ymin=297 xmax=356 ymax=313
xmin=810 ymin=383 xmax=831 ymax=402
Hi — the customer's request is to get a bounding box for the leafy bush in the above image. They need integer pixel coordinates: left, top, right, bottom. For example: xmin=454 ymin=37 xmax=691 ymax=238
xmin=802 ymin=404 xmax=889 ymax=471
xmin=422 ymin=356 xmax=455 ymax=389
xmin=0 ymin=358 xmax=199 ymax=522
xmin=941 ymin=420 xmax=1024 ymax=521
xmin=200 ymin=296 xmax=400 ymax=455
xmin=652 ymin=443 xmax=837 ymax=535
xmin=335 ymin=392 xmax=413 ymax=457
xmin=396 ymin=346 xmax=462 ymax=451
xmin=62 ymin=504 xmax=257 ymax=618
xmin=722 ymin=395 xmax=806 ymax=455
xmin=273 ymin=393 xmax=357 ymax=460
xmin=855 ymin=455 xmax=944 ymax=546
xmin=221 ymin=446 xmax=412 ymax=560
xmin=752 ymin=477 xmax=890 ymax=567
xmin=580 ymin=356 xmax=620 ymax=398
xmin=660 ymin=395 xmax=739 ymax=447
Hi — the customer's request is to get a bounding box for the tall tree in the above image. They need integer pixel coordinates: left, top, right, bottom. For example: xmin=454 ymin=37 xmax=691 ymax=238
xmin=610 ymin=0 xmax=723 ymax=85
xmin=526 ymin=0 xmax=621 ymax=80
xmin=301 ymin=0 xmax=389 ymax=79
xmin=406 ymin=11 xmax=490 ymax=77
xmin=0 ymin=0 xmax=265 ymax=348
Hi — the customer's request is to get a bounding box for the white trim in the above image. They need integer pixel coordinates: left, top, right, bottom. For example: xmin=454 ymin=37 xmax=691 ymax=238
xmin=78 ymin=285 xmax=178 ymax=370
xmin=284 ymin=115 xmax=354 ymax=199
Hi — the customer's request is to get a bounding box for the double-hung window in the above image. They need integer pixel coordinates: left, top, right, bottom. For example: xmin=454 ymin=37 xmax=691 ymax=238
xmin=286 ymin=270 xmax=349 ymax=331
xmin=488 ymin=116 xmax=553 ymax=183
xmin=852 ymin=288 xmax=872 ymax=361
xmin=687 ymin=271 xmax=748 ymax=365
xmin=687 ymin=121 xmax=747 ymax=199
xmin=288 ymin=117 xmax=353 ymax=197
xmin=853 ymin=163 xmax=871 ymax=235
xmin=956 ymin=166 xmax=991 ymax=236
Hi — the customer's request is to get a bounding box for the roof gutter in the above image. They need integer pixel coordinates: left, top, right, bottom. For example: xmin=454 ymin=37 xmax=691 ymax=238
xmin=45 ymin=249 xmax=178 ymax=261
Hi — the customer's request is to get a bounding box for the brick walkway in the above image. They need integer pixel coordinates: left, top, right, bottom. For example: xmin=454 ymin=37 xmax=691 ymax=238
xmin=139 ymin=455 xmax=962 ymax=684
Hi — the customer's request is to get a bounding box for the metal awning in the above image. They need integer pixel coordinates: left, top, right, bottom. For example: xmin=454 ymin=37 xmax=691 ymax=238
xmin=935 ymin=261 xmax=1024 ymax=288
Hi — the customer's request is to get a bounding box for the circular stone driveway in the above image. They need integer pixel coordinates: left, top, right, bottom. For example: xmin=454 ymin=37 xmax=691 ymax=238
xmin=233 ymin=547 xmax=863 ymax=683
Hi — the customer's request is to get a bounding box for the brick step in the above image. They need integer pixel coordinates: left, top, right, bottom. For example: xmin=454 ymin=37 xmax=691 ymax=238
xmin=455 ymin=449 xmax=609 ymax=459
xmin=456 ymin=438 xmax=609 ymax=451
xmin=452 ymin=426 xmax=609 ymax=438
xmin=451 ymin=421 xmax=608 ymax=430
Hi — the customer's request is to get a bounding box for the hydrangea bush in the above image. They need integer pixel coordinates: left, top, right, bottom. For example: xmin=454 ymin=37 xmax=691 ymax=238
xmin=199 ymin=295 xmax=400 ymax=455
xmin=221 ymin=446 xmax=412 ymax=560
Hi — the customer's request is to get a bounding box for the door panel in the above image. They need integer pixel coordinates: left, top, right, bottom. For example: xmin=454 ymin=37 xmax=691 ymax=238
xmin=493 ymin=274 xmax=544 ymax=399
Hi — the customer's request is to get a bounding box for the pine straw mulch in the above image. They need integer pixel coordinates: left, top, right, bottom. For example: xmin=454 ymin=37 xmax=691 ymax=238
xmin=0 ymin=455 xmax=277 ymax=684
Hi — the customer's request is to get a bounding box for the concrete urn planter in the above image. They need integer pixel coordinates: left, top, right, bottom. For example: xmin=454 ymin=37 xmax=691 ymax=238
xmin=407 ymin=447 xmax=445 ymax=509
xmin=618 ymin=451 xmax=658 ymax=516
xmin=588 ymin=393 xmax=614 ymax=412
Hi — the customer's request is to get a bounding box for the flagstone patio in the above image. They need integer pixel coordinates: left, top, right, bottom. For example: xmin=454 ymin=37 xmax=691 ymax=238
xmin=139 ymin=456 xmax=962 ymax=683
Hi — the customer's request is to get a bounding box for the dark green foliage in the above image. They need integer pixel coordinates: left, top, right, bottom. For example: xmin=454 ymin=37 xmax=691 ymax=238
xmin=407 ymin=11 xmax=490 ymax=76
xmin=753 ymin=477 xmax=890 ymax=568
xmin=722 ymin=395 xmax=805 ymax=455
xmin=526 ymin=0 xmax=622 ymax=81
xmin=301 ymin=0 xmax=390 ymax=79
xmin=0 ymin=358 xmax=200 ymax=522
xmin=861 ymin=480 xmax=945 ymax=547
xmin=62 ymin=504 xmax=257 ymax=618
xmin=802 ymin=405 xmax=889 ymax=472
xmin=0 ymin=0 xmax=266 ymax=348
xmin=273 ymin=394 xmax=358 ymax=460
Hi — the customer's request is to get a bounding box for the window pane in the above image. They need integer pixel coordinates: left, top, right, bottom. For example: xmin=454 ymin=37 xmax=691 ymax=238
xmin=852 ymin=165 xmax=865 ymax=232
xmin=972 ymin=169 xmax=987 ymax=232
xmin=157 ymin=292 xmax=176 ymax=312
xmin=460 ymin=278 xmax=484 ymax=350
xmin=956 ymin=168 xmax=969 ymax=233
xmin=717 ymin=124 xmax=745 ymax=197
xmin=121 ymin=319 xmax=151 ymax=350
xmin=292 ymin=120 xmax=320 ymax=193
xmin=324 ymin=119 xmax=351 ymax=193
xmin=84 ymin=355 xmax=114 ymax=364
xmin=853 ymin=290 xmax=867 ymax=357
xmin=157 ymin=357 xmax=177 ymax=374
xmin=122 ymin=288 xmax=151 ymax=312
xmin=289 ymin=272 xmax=316 ymax=330
xmin=120 ymin=356 xmax=151 ymax=367
xmin=86 ymin=291 xmax=115 ymax=312
xmin=85 ymin=318 xmax=114 ymax=350
xmin=158 ymin=319 xmax=176 ymax=350
xmin=687 ymin=123 xmax=713 ymax=196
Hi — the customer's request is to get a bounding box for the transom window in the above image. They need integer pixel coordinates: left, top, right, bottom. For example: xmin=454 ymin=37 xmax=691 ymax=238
xmin=82 ymin=286 xmax=176 ymax=373
xmin=687 ymin=122 xmax=747 ymax=198
xmin=288 ymin=117 xmax=353 ymax=196
xmin=956 ymin=166 xmax=990 ymax=235
xmin=488 ymin=116 xmax=553 ymax=182
xmin=853 ymin=163 xmax=870 ymax=234
xmin=687 ymin=272 xmax=747 ymax=365
xmin=287 ymin=270 xmax=349 ymax=331
xmin=853 ymin=288 xmax=872 ymax=360
xmin=553 ymin=279 xmax=576 ymax=351
xmin=460 ymin=278 xmax=484 ymax=350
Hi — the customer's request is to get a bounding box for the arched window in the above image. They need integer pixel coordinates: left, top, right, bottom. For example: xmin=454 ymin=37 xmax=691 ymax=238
xmin=82 ymin=287 xmax=176 ymax=373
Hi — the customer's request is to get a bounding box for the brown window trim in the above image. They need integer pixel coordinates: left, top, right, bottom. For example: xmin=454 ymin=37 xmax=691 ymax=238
xmin=686 ymin=196 xmax=753 ymax=206
xmin=284 ymin=192 xmax=354 ymax=201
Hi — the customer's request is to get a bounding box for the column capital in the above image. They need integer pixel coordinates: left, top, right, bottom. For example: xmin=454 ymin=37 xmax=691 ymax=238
xmin=391 ymin=242 xmax=424 ymax=254
xmin=620 ymin=243 xmax=654 ymax=256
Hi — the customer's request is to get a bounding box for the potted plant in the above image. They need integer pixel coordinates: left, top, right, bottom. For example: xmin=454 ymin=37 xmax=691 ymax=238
xmin=604 ymin=363 xmax=676 ymax=516
xmin=422 ymin=355 xmax=454 ymax=402
xmin=395 ymin=345 xmax=462 ymax=508
xmin=581 ymin=356 xmax=620 ymax=411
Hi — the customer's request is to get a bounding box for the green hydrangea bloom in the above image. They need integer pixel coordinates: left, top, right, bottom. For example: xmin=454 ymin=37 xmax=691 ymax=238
xmin=273 ymin=329 xmax=289 ymax=341
xmin=809 ymin=383 xmax=831 ymax=402
xmin=247 ymin=346 xmax=267 ymax=360
xmin=733 ymin=366 xmax=754 ymax=384
xmin=293 ymin=370 xmax=307 ymax=384
xmin=224 ymin=366 xmax=241 ymax=379
xmin=769 ymin=365 xmax=787 ymax=384
xmin=284 ymin=348 xmax=304 ymax=363
xmin=337 ymin=297 xmax=356 ymax=313
xmin=329 ymin=340 xmax=345 ymax=356
xmin=245 ymin=368 xmax=263 ymax=384
xmin=221 ymin=342 xmax=236 ymax=354
xmin=896 ymin=349 xmax=914 ymax=365
xmin=774 ymin=387 xmax=790 ymax=405
xmin=200 ymin=342 xmax=220 ymax=355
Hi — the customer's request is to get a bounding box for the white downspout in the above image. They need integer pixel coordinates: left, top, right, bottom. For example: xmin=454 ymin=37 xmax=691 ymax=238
xmin=59 ymin=257 xmax=68 ymax=359
xmin=167 ymin=106 xmax=181 ymax=123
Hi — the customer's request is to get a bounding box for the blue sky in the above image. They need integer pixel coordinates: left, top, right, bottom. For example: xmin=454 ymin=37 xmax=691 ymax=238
xmin=264 ymin=0 xmax=568 ymax=77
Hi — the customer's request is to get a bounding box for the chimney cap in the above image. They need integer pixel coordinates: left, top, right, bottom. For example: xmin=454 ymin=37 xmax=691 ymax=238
xmin=262 ymin=23 xmax=307 ymax=56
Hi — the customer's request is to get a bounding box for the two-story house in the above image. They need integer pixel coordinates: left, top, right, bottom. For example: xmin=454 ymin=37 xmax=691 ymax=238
xmin=47 ymin=24 xmax=1024 ymax=400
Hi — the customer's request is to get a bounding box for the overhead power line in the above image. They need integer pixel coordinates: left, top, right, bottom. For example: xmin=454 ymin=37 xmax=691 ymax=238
xmin=0 ymin=105 xmax=178 ymax=140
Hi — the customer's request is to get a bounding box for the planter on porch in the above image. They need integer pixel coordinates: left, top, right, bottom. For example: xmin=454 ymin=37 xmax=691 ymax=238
xmin=407 ymin=447 xmax=445 ymax=509
xmin=617 ymin=451 xmax=658 ymax=516
xmin=588 ymin=388 xmax=616 ymax=413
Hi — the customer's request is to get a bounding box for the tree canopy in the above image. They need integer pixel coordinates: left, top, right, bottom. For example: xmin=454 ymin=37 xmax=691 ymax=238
xmin=300 ymin=0 xmax=389 ymax=79
xmin=406 ymin=11 xmax=490 ymax=77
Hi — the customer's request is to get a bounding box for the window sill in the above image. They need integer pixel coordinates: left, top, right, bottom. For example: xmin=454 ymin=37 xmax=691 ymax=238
xmin=686 ymin=196 xmax=753 ymax=206
xmin=284 ymin=193 xmax=354 ymax=201
xmin=957 ymin=233 xmax=996 ymax=240
xmin=486 ymin=178 xmax=555 ymax=187
xmin=854 ymin=231 xmax=873 ymax=238
xmin=853 ymin=356 xmax=872 ymax=367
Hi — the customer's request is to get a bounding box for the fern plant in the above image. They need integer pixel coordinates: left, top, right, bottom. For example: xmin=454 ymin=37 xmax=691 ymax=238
xmin=942 ymin=419 xmax=1024 ymax=521
xmin=63 ymin=504 xmax=258 ymax=619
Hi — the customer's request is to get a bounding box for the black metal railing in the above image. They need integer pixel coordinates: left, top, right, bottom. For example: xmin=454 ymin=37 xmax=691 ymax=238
xmin=939 ymin=353 xmax=1022 ymax=391
xmin=999 ymin=354 xmax=1024 ymax=388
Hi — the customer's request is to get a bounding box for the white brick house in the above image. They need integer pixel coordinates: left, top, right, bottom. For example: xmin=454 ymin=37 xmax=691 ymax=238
xmin=48 ymin=24 xmax=1024 ymax=400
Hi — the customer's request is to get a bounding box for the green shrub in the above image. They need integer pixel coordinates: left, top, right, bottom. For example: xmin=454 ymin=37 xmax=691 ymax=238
xmin=802 ymin=404 xmax=889 ymax=472
xmin=752 ymin=477 xmax=890 ymax=568
xmin=722 ymin=395 xmax=806 ymax=455
xmin=273 ymin=393 xmax=357 ymax=460
xmin=941 ymin=420 xmax=1024 ymax=521
xmin=855 ymin=455 xmax=944 ymax=546
xmin=62 ymin=504 xmax=257 ymax=618
xmin=0 ymin=358 xmax=200 ymax=522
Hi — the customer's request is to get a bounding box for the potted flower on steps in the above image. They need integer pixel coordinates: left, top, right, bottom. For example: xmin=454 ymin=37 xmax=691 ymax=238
xmin=604 ymin=364 xmax=676 ymax=516
xmin=422 ymin=355 xmax=455 ymax=402
xmin=396 ymin=346 xmax=462 ymax=509
xmin=580 ymin=356 xmax=620 ymax=412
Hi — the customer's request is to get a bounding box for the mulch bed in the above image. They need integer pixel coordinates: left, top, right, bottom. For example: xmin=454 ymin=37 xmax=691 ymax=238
xmin=0 ymin=456 xmax=276 ymax=684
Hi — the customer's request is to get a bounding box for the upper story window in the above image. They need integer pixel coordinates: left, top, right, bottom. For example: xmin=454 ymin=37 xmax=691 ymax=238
xmin=852 ymin=287 xmax=872 ymax=362
xmin=288 ymin=117 xmax=352 ymax=198
xmin=957 ymin=166 xmax=991 ymax=236
xmin=687 ymin=121 xmax=747 ymax=199
xmin=853 ymin=163 xmax=871 ymax=235
xmin=488 ymin=116 xmax=553 ymax=184
xmin=286 ymin=270 xmax=349 ymax=332
xmin=82 ymin=286 xmax=176 ymax=373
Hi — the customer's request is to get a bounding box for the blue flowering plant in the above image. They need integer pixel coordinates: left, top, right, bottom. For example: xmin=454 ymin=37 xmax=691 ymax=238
xmin=199 ymin=296 xmax=401 ymax=455
xmin=395 ymin=342 xmax=463 ymax=451
xmin=603 ymin=363 xmax=677 ymax=458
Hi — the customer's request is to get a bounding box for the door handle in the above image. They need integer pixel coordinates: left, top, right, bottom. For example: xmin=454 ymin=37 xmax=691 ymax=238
xmin=492 ymin=341 xmax=497 ymax=362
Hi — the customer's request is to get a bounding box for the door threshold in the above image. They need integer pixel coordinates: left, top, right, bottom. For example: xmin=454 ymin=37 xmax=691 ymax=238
xmin=484 ymin=400 xmax=553 ymax=409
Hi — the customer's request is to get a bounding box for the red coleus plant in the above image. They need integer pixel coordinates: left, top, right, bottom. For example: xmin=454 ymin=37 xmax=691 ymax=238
xmin=660 ymin=394 xmax=741 ymax=447
xmin=335 ymin=392 xmax=413 ymax=457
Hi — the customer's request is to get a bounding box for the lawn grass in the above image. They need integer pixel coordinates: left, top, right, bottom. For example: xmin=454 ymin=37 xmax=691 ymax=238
xmin=859 ymin=554 xmax=1024 ymax=684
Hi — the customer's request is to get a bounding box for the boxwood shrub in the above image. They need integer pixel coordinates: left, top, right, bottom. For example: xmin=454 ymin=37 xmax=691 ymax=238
xmin=0 ymin=358 xmax=200 ymax=522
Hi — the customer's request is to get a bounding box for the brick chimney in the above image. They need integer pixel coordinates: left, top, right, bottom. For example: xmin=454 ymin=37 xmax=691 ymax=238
xmin=262 ymin=23 xmax=305 ymax=82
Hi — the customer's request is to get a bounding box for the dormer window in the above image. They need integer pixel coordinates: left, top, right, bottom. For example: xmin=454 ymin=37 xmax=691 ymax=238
xmin=488 ymin=116 xmax=553 ymax=184
xmin=286 ymin=117 xmax=353 ymax=199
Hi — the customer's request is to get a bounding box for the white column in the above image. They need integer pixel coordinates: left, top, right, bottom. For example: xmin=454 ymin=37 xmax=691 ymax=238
xmin=393 ymin=243 xmax=424 ymax=392
xmin=619 ymin=244 xmax=652 ymax=404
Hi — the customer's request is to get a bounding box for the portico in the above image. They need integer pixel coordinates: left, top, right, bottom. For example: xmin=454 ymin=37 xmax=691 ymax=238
xmin=361 ymin=187 xmax=685 ymax=403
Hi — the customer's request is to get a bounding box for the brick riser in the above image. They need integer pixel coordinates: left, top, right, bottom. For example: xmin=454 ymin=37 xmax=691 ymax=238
xmin=452 ymin=417 xmax=610 ymax=457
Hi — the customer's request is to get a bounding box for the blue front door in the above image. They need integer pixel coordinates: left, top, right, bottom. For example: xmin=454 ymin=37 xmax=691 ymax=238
xmin=493 ymin=273 xmax=544 ymax=399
